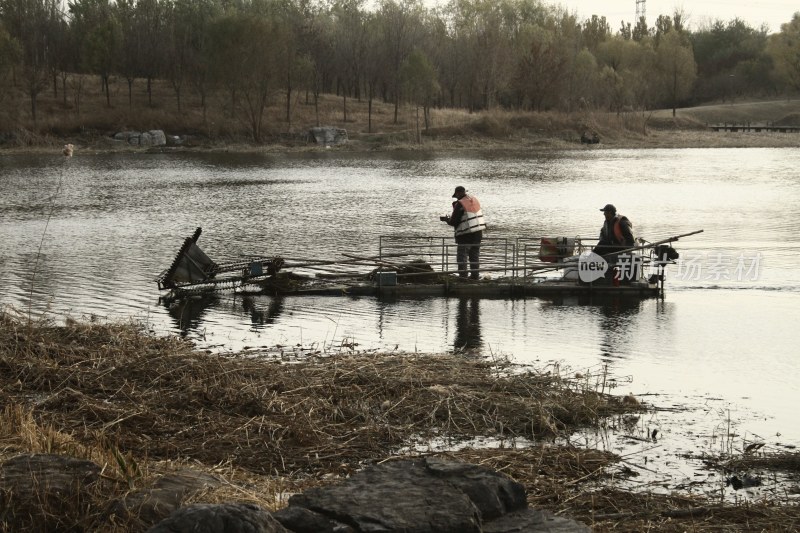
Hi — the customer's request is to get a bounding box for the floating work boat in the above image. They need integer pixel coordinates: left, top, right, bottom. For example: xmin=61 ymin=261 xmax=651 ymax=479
xmin=156 ymin=228 xmax=703 ymax=300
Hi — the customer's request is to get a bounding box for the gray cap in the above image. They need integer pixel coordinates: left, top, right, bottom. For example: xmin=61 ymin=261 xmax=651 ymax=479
xmin=452 ymin=186 xmax=466 ymax=198
xmin=600 ymin=204 xmax=616 ymax=213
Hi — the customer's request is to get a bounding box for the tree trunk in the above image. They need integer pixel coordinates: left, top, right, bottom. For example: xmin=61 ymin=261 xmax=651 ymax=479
xmin=672 ymin=69 xmax=677 ymax=117
xmin=415 ymin=106 xmax=420 ymax=143
xmin=314 ymin=90 xmax=319 ymax=127
xmin=103 ymin=75 xmax=110 ymax=107
xmin=30 ymin=91 xmax=37 ymax=125
xmin=286 ymin=71 xmax=292 ymax=123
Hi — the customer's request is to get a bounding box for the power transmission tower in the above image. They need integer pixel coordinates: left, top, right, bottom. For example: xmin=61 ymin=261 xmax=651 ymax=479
xmin=635 ymin=0 xmax=646 ymax=21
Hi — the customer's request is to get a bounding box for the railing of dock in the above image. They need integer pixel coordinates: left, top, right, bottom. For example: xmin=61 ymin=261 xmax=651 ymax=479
xmin=708 ymin=122 xmax=800 ymax=133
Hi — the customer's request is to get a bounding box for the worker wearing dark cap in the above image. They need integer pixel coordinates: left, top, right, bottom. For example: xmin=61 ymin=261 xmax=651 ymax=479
xmin=594 ymin=204 xmax=634 ymax=256
xmin=440 ymin=186 xmax=486 ymax=279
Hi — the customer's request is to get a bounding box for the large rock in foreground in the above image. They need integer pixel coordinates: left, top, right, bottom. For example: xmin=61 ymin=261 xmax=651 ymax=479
xmin=1 ymin=454 xmax=589 ymax=532
xmin=148 ymin=503 xmax=287 ymax=533
xmin=272 ymin=457 xmax=589 ymax=533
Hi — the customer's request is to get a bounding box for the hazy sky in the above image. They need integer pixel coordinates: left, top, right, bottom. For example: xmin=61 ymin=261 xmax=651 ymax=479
xmin=550 ymin=0 xmax=798 ymax=33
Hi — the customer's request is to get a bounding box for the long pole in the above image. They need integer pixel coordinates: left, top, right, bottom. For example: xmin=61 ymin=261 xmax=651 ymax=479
xmin=341 ymin=252 xmax=436 ymax=274
xmin=599 ymin=229 xmax=704 ymax=259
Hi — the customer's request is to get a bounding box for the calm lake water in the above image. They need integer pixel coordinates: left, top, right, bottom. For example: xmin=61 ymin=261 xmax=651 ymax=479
xmin=2 ymin=147 xmax=799 ymax=495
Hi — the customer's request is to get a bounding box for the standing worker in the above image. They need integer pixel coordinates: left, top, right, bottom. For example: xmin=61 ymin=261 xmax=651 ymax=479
xmin=440 ymin=186 xmax=487 ymax=279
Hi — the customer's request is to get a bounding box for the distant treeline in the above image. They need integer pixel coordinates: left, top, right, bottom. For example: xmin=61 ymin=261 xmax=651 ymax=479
xmin=0 ymin=0 xmax=799 ymax=141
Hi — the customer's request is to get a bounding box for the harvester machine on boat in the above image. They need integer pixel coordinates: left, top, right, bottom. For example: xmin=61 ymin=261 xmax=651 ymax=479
xmin=156 ymin=228 xmax=285 ymax=294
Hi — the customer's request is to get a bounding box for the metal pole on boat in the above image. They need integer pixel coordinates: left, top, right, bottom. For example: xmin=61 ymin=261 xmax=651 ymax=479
xmin=598 ymin=229 xmax=704 ymax=259
xmin=341 ymin=252 xmax=438 ymax=275
xmin=395 ymin=263 xmax=568 ymax=278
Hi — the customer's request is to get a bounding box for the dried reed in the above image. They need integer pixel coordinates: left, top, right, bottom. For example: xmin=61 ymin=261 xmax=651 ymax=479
xmin=1 ymin=311 xmax=798 ymax=532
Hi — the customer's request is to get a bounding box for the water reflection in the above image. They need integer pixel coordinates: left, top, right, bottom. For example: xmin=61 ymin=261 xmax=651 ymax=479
xmin=541 ymin=294 xmax=644 ymax=362
xmin=162 ymin=293 xmax=287 ymax=337
xmin=240 ymin=295 xmax=285 ymax=329
xmin=162 ymin=294 xmax=220 ymax=337
xmin=454 ymin=298 xmax=482 ymax=353
xmin=595 ymin=296 xmax=644 ymax=362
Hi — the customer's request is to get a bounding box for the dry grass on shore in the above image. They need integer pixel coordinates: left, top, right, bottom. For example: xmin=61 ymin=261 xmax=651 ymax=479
xmin=0 ymin=310 xmax=632 ymax=471
xmin=5 ymin=74 xmax=800 ymax=154
xmin=1 ymin=310 xmax=799 ymax=532
xmin=0 ymin=309 xmax=628 ymax=530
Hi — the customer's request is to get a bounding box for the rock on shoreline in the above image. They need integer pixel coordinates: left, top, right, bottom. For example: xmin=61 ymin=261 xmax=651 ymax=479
xmin=0 ymin=453 xmax=589 ymax=532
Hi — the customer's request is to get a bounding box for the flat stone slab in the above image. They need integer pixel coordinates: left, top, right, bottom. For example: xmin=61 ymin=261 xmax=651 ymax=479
xmin=273 ymin=457 xmax=589 ymax=532
xmin=147 ymin=503 xmax=287 ymax=533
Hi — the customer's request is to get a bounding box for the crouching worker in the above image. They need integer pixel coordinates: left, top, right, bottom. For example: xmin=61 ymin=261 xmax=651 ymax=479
xmin=593 ymin=203 xmax=637 ymax=283
xmin=440 ymin=186 xmax=487 ymax=280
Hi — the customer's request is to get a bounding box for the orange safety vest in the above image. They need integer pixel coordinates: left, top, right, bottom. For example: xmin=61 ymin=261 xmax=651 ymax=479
xmin=612 ymin=215 xmax=633 ymax=245
xmin=455 ymin=195 xmax=487 ymax=236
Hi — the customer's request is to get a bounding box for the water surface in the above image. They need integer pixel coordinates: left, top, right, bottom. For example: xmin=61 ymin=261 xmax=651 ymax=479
xmin=2 ymin=147 xmax=799 ymax=496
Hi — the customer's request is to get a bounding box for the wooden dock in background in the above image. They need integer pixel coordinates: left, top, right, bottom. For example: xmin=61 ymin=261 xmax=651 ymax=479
xmin=709 ymin=123 xmax=800 ymax=133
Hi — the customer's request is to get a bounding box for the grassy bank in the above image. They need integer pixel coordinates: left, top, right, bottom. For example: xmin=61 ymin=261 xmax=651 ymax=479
xmin=1 ymin=310 xmax=799 ymax=531
xmin=3 ymin=75 xmax=800 ymax=154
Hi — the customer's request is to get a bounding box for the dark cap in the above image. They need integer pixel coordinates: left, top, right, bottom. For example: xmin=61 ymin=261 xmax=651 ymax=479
xmin=600 ymin=204 xmax=616 ymax=213
xmin=452 ymin=186 xmax=466 ymax=198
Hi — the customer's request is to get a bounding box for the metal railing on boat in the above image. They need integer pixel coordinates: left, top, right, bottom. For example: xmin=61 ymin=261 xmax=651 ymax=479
xmin=377 ymin=235 xmax=661 ymax=281
xmin=378 ymin=236 xmax=516 ymax=279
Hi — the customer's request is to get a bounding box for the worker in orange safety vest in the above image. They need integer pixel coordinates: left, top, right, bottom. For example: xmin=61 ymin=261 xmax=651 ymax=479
xmin=440 ymin=186 xmax=487 ymax=279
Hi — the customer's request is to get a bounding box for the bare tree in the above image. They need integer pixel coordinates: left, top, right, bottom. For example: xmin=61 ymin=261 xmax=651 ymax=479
xmin=69 ymin=0 xmax=121 ymax=108
xmin=135 ymin=0 xmax=165 ymax=107
xmin=332 ymin=0 xmax=368 ymax=122
xmin=767 ymin=14 xmax=800 ymax=93
xmin=0 ymin=0 xmax=61 ymax=124
xmin=210 ymin=11 xmax=286 ymax=143
xmin=514 ymin=25 xmax=568 ymax=111
xmin=115 ymin=0 xmax=140 ymax=109
xmin=304 ymin=6 xmax=335 ymax=126
xmin=375 ymin=0 xmax=424 ymax=123
xmin=0 ymin=23 xmax=21 ymax=126
xmin=399 ymin=48 xmax=438 ymax=139
xmin=656 ymin=30 xmax=696 ymax=116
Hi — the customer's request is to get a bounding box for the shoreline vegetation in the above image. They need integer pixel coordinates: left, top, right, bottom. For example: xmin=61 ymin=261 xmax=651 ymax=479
xmin=1 ymin=311 xmax=799 ymax=531
xmin=4 ymin=111 xmax=800 ymax=155
xmin=2 ymin=81 xmax=800 ymax=156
